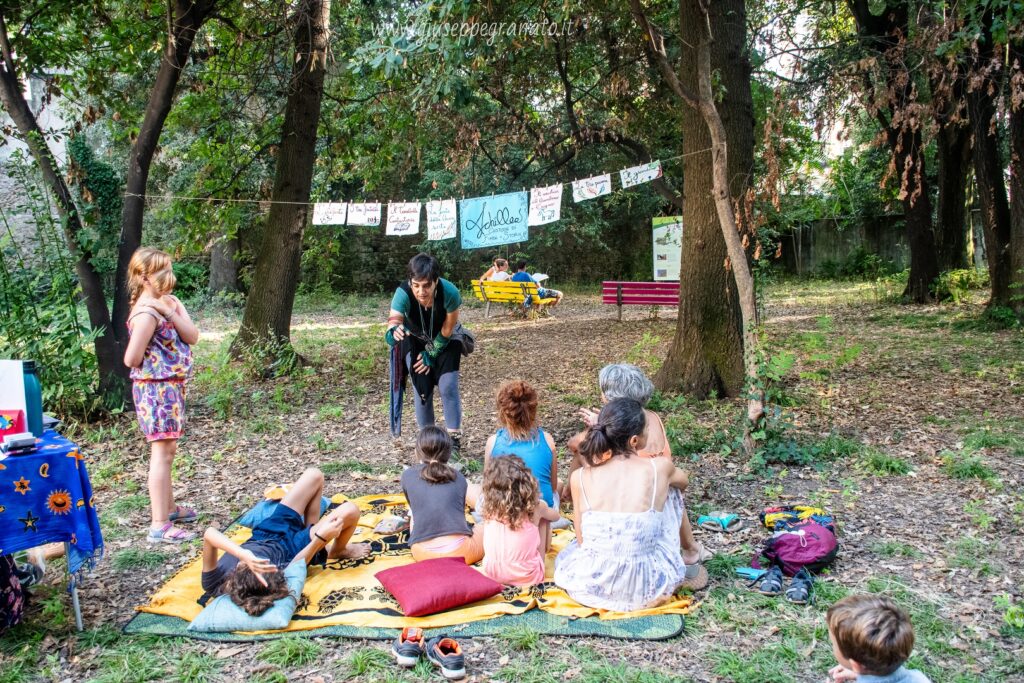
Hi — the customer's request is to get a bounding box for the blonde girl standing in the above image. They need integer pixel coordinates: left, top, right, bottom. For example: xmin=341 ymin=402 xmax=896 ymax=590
xmin=123 ymin=247 xmax=200 ymax=543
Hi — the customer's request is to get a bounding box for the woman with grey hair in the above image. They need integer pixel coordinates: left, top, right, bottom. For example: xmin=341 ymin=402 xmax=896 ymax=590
xmin=563 ymin=363 xmax=712 ymax=574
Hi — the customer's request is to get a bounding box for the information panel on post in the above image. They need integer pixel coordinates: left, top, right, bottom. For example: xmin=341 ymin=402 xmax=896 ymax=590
xmin=652 ymin=216 xmax=683 ymax=281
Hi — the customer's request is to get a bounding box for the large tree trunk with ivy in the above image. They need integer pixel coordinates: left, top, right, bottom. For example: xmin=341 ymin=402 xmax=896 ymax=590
xmin=639 ymin=0 xmax=752 ymax=399
xmin=112 ymin=0 xmax=218 ymax=356
xmin=231 ymin=0 xmax=331 ymax=360
xmin=0 ymin=12 xmax=125 ymax=400
xmin=968 ymin=7 xmax=1013 ymax=308
xmin=1010 ymin=39 xmax=1024 ymax=319
xmin=934 ymin=121 xmax=972 ymax=271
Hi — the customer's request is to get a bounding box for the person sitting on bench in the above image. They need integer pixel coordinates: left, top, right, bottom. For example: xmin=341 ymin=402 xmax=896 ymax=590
xmin=510 ymin=260 xmax=563 ymax=306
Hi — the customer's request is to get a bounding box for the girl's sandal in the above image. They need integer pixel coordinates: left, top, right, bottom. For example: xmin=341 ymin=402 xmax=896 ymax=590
xmin=168 ymin=505 xmax=198 ymax=523
xmin=147 ymin=522 xmax=196 ymax=544
xmin=679 ymin=563 xmax=709 ymax=591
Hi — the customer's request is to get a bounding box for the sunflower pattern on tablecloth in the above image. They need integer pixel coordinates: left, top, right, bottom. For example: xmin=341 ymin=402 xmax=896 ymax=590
xmin=0 ymin=431 xmax=103 ymax=580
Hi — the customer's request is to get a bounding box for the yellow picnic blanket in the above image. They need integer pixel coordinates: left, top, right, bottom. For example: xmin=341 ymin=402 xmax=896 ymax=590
xmin=138 ymin=494 xmax=695 ymax=633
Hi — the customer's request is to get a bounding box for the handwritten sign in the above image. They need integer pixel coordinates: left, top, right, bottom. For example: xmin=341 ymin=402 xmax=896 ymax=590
xmin=348 ymin=202 xmax=382 ymax=226
xmin=459 ymin=191 xmax=528 ymax=249
xmin=620 ymin=161 xmax=662 ymax=188
xmin=426 ymin=199 xmax=457 ymax=240
xmin=528 ymin=184 xmax=563 ymax=226
xmin=386 ymin=202 xmax=421 ymax=236
xmin=311 ymin=202 xmax=347 ymax=225
xmin=572 ymin=174 xmax=612 ymax=202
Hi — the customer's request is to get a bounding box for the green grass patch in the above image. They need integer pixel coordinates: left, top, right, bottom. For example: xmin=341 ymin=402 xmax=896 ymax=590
xmin=92 ymin=637 xmax=169 ymax=683
xmin=257 ymin=636 xmax=321 ymax=668
xmin=340 ymin=647 xmax=392 ymax=677
xmin=870 ymin=541 xmax=922 ymax=558
xmin=111 ymin=549 xmax=170 ymax=572
xmin=860 ymin=450 xmax=911 ymax=476
xmin=963 ymin=428 xmax=1024 ymax=456
xmin=703 ymin=551 xmax=748 ymax=580
xmin=499 ymin=624 xmax=540 ymax=651
xmin=106 ymin=494 xmax=150 ymax=516
xmin=949 ymin=536 xmax=995 ymax=576
xmin=174 ymin=651 xmax=222 ymax=683
xmin=941 ymin=451 xmax=997 ymax=481
xmin=321 ymin=459 xmax=375 ymax=476
xmin=317 ymin=403 xmax=346 ymax=421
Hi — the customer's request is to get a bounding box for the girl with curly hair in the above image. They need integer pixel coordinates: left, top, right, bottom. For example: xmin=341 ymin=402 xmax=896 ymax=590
xmin=479 ymin=380 xmax=560 ymax=550
xmin=479 ymin=456 xmax=560 ymax=586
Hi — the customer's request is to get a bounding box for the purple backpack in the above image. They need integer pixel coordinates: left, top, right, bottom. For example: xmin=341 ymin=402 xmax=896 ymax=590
xmin=753 ymin=519 xmax=839 ymax=577
xmin=1 ymin=555 xmax=25 ymax=632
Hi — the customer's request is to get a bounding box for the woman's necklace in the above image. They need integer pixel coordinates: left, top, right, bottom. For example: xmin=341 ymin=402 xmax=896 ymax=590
xmin=417 ymin=294 xmax=436 ymax=354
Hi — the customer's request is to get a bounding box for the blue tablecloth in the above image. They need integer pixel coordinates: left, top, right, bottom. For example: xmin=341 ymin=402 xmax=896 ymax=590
xmin=0 ymin=430 xmax=103 ymax=583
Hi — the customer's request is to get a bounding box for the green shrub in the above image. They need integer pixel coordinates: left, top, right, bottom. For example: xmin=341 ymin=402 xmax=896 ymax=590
xmin=933 ymin=268 xmax=989 ymax=304
xmin=0 ymin=158 xmax=106 ymax=417
xmin=172 ymin=260 xmax=209 ymax=301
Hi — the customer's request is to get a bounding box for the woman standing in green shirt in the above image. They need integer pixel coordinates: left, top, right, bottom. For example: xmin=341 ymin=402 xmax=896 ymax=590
xmin=386 ymin=253 xmax=465 ymax=450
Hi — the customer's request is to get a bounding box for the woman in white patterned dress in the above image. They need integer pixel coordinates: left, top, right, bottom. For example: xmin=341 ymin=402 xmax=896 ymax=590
xmin=554 ymin=398 xmax=692 ymax=611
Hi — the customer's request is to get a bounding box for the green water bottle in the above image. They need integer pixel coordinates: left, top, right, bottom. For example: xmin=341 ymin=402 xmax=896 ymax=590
xmin=22 ymin=360 xmax=44 ymax=436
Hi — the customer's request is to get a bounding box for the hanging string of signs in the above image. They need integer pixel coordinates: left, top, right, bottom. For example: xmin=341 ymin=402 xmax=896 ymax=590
xmin=310 ymin=159 xmax=666 ymax=249
xmin=125 ymin=150 xmax=717 ymax=248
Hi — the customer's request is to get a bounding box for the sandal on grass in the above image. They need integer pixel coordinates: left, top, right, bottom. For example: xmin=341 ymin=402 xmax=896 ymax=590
xmin=147 ymin=522 xmax=196 ymax=544
xmin=168 ymin=505 xmax=198 ymax=523
xmin=752 ymin=564 xmax=784 ymax=595
xmin=785 ymin=567 xmax=814 ymax=604
xmin=697 ymin=511 xmax=745 ymax=533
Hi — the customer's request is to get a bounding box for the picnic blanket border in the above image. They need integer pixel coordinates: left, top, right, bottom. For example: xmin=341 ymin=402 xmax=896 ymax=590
xmin=121 ymin=610 xmax=685 ymax=642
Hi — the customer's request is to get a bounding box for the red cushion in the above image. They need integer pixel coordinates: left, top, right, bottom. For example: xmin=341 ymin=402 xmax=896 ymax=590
xmin=375 ymin=557 xmax=502 ymax=617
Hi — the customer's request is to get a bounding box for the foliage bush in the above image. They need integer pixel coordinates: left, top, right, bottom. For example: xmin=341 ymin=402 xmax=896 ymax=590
xmin=172 ymin=260 xmax=209 ymax=302
xmin=933 ymin=268 xmax=988 ymax=304
xmin=818 ymin=246 xmax=894 ymax=280
xmin=0 ymin=158 xmax=104 ymax=418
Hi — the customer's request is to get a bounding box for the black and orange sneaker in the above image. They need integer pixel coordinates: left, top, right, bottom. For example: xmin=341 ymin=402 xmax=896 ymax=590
xmin=391 ymin=626 xmax=425 ymax=668
xmin=425 ymin=635 xmax=466 ymax=680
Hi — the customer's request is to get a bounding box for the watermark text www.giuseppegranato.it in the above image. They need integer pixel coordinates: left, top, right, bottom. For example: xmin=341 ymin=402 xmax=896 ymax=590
xmin=370 ymin=18 xmax=575 ymax=46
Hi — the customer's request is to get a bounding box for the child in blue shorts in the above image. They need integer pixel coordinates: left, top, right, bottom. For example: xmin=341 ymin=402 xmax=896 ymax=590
xmin=200 ymin=468 xmax=369 ymax=615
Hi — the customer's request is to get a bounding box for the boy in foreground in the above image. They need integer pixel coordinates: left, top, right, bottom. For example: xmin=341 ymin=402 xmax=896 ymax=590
xmin=827 ymin=594 xmax=931 ymax=682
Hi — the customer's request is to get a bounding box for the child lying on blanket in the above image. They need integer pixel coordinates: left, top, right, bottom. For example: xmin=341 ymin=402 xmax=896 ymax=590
xmin=201 ymin=467 xmax=370 ymax=615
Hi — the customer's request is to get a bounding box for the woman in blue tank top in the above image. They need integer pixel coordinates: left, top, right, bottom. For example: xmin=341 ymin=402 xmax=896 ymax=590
xmin=478 ymin=380 xmax=559 ymax=550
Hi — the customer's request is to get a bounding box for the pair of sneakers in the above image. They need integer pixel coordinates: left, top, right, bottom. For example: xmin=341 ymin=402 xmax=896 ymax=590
xmin=392 ymin=627 xmax=466 ymax=680
xmin=754 ymin=565 xmax=814 ymax=604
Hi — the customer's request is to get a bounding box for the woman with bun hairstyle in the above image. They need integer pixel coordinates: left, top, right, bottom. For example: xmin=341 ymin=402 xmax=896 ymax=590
xmin=554 ymin=398 xmax=706 ymax=611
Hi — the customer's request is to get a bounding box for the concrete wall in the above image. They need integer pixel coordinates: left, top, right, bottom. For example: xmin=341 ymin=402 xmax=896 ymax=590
xmin=779 ymin=215 xmax=909 ymax=275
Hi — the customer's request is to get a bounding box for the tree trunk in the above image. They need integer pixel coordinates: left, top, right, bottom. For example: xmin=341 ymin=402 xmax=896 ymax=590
xmin=934 ymin=121 xmax=972 ymax=271
xmin=650 ymin=0 xmax=751 ymax=398
xmin=208 ymin=232 xmax=239 ymax=295
xmin=112 ymin=0 xmax=218 ymax=354
xmin=1010 ymin=39 xmax=1024 ymax=319
xmin=230 ymin=0 xmax=331 ymax=358
xmin=849 ymin=0 xmax=939 ymax=302
xmin=0 ymin=12 xmax=126 ymax=401
xmin=968 ymin=8 xmax=1013 ymax=308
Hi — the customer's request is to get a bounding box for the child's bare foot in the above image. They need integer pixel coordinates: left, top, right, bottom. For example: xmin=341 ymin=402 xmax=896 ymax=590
xmin=337 ymin=543 xmax=371 ymax=560
xmin=682 ymin=542 xmax=714 ymax=566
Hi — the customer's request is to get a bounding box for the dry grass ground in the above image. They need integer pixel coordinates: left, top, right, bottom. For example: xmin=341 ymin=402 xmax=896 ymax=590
xmin=2 ymin=280 xmax=1023 ymax=682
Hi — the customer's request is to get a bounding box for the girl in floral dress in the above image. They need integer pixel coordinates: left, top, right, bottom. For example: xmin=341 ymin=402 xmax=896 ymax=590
xmin=123 ymin=248 xmax=200 ymax=543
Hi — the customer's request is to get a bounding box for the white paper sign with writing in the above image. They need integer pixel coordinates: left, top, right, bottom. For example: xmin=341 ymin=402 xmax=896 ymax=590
xmin=620 ymin=160 xmax=663 ymax=188
xmin=347 ymin=202 xmax=382 ymax=226
xmin=386 ymin=202 xmax=421 ymax=236
xmin=426 ymin=199 xmax=457 ymax=240
xmin=572 ymin=174 xmax=612 ymax=203
xmin=528 ymin=184 xmax=563 ymax=226
xmin=311 ymin=202 xmax=347 ymax=225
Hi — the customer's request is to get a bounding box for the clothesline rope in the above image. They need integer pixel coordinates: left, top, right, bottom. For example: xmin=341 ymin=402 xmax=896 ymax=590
xmin=122 ymin=146 xmax=716 ymax=206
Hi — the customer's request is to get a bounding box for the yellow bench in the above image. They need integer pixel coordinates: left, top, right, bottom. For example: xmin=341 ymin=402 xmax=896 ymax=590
xmin=470 ymin=279 xmax=557 ymax=318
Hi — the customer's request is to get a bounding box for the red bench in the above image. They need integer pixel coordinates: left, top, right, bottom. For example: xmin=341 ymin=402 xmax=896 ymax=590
xmin=602 ymin=281 xmax=680 ymax=320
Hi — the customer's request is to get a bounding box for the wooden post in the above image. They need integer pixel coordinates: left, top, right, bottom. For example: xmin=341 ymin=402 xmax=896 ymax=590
xmin=616 ymin=283 xmax=623 ymax=322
